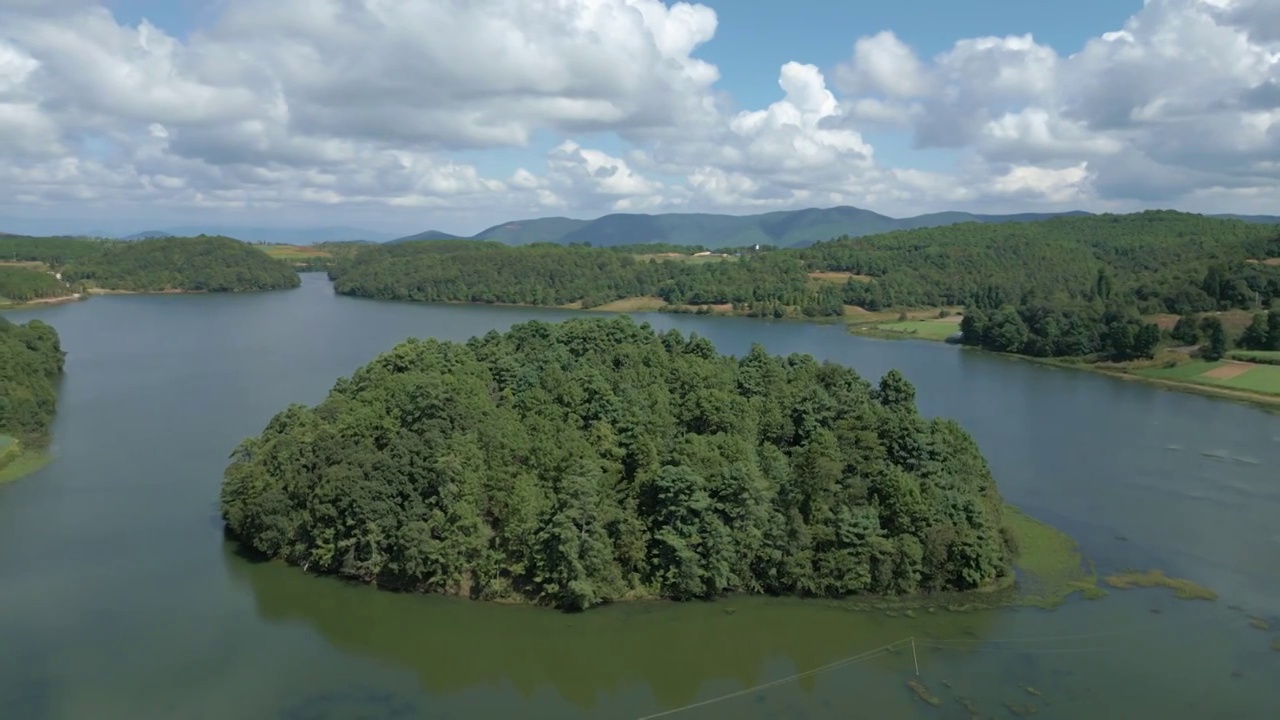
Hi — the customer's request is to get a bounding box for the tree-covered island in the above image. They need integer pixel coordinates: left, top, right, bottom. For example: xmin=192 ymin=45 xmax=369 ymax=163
xmin=221 ymin=317 xmax=1013 ymax=611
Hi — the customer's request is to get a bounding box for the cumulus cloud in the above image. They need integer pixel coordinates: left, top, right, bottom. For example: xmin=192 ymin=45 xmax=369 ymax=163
xmin=0 ymin=0 xmax=1278 ymax=229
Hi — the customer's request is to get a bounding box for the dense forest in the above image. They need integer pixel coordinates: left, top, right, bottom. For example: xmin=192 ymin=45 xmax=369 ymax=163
xmin=329 ymin=211 xmax=1280 ymax=362
xmin=0 ymin=235 xmax=300 ymax=292
xmin=0 ymin=266 xmax=70 ymax=303
xmin=60 ymin=236 xmax=300 ymax=292
xmin=0 ymin=317 xmax=65 ymax=453
xmin=221 ymin=317 xmax=1013 ymax=611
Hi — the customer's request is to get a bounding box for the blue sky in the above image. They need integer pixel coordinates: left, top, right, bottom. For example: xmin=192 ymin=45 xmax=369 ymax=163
xmin=1 ymin=0 xmax=1275 ymax=237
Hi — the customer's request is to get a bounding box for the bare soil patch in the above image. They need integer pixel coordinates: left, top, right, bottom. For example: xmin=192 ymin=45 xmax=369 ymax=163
xmin=807 ymin=271 xmax=873 ymax=283
xmin=1201 ymin=362 xmax=1254 ymax=380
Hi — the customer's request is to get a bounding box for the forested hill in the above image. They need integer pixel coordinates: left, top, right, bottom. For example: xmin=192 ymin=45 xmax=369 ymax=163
xmin=800 ymin=210 xmax=1280 ymax=312
xmin=330 ymin=211 xmax=1280 ymax=362
xmin=0 ymin=236 xmax=301 ymax=293
xmin=221 ymin=317 xmax=1013 ymax=611
xmin=0 ymin=266 xmax=70 ymax=303
xmin=0 ymin=317 xmax=65 ymax=448
xmin=388 ymin=205 xmax=1280 ymax=250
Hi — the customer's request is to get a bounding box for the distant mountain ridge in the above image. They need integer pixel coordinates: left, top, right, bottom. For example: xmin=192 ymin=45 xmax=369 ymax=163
xmin=115 ymin=225 xmax=395 ymax=244
xmin=390 ymin=206 xmax=1277 ymax=250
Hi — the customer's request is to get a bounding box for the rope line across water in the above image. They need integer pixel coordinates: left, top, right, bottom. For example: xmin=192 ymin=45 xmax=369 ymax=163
xmin=634 ymin=637 xmax=913 ymax=720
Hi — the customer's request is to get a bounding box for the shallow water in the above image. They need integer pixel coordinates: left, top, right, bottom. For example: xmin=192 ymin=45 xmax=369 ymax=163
xmin=2 ymin=274 xmax=1277 ymax=719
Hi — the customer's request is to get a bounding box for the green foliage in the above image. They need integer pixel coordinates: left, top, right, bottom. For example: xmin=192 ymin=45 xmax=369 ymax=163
xmin=0 ymin=316 xmax=65 ymax=446
xmin=0 ymin=266 xmax=67 ymax=302
xmin=1170 ymin=315 xmax=1200 ymax=345
xmin=60 ymin=236 xmax=301 ymax=292
xmin=221 ymin=317 xmax=1012 ymax=611
xmin=1200 ymin=316 xmax=1228 ymax=361
xmin=333 ymin=211 xmax=1280 ymax=361
xmin=0 ymin=235 xmax=107 ymax=266
xmin=329 ymin=243 xmax=817 ymax=313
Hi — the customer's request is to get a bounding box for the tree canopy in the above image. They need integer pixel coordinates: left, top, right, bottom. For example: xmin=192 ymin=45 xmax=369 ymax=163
xmin=328 ymin=211 xmax=1280 ymax=362
xmin=0 ymin=317 xmax=65 ymax=446
xmin=59 ymin=236 xmax=301 ymax=292
xmin=221 ymin=317 xmax=1012 ymax=611
xmin=0 ymin=266 xmax=68 ymax=303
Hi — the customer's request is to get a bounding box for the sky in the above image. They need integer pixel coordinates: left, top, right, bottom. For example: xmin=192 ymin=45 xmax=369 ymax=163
xmin=1 ymin=0 xmax=1278 ymax=237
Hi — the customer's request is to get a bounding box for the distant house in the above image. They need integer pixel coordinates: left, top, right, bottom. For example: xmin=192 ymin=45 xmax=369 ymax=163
xmin=693 ymin=251 xmax=713 ymax=257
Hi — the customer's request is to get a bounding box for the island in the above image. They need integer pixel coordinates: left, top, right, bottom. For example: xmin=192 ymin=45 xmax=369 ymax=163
xmin=0 ymin=316 xmax=65 ymax=482
xmin=0 ymin=235 xmax=301 ymax=294
xmin=221 ymin=317 xmax=1014 ymax=611
xmin=325 ymin=211 xmax=1280 ymax=404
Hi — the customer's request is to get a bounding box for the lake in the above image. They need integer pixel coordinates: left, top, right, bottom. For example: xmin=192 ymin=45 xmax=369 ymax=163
xmin=2 ymin=273 xmax=1277 ymax=719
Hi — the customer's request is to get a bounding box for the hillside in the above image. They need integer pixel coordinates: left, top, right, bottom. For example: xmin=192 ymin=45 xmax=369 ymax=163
xmin=389 ymin=206 xmax=1280 ymax=250
xmin=0 ymin=266 xmax=70 ymax=304
xmin=58 ymin=236 xmax=302 ymax=292
xmin=334 ymin=210 xmax=1280 ymax=363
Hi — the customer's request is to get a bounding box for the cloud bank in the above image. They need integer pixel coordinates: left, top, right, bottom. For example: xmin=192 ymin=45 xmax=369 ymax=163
xmin=0 ymin=0 xmax=1277 ymax=231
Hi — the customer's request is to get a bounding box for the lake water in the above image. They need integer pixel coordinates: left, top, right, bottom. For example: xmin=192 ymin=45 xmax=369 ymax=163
xmin=2 ymin=273 xmax=1277 ymax=719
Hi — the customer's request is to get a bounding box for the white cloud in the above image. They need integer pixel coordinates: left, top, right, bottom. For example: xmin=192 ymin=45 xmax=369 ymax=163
xmin=0 ymin=0 xmax=1278 ymax=232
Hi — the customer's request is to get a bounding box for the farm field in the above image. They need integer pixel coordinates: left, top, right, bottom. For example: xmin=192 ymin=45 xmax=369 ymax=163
xmin=869 ymin=319 xmax=964 ymax=341
xmin=1135 ymin=360 xmax=1280 ymax=396
xmin=259 ymin=245 xmax=331 ymax=261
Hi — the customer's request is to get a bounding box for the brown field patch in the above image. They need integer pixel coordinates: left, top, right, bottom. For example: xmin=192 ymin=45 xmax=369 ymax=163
xmin=1147 ymin=313 xmax=1180 ymax=330
xmin=1201 ymin=362 xmax=1254 ymax=380
xmin=1247 ymin=258 xmax=1280 ymax=266
xmin=807 ymin=271 xmax=873 ymax=283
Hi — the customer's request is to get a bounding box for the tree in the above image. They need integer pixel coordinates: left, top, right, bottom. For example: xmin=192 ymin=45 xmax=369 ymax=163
xmin=1170 ymin=315 xmax=1200 ymax=345
xmin=1268 ymin=310 xmax=1280 ymax=351
xmin=1238 ymin=313 xmax=1270 ymax=351
xmin=1200 ymin=316 xmax=1227 ymax=361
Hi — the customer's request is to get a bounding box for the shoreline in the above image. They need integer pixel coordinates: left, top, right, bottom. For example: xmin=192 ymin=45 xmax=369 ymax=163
xmin=0 ymin=448 xmax=52 ymax=484
xmin=0 ymin=293 xmax=85 ymax=311
xmin=846 ymin=323 xmax=1280 ymax=411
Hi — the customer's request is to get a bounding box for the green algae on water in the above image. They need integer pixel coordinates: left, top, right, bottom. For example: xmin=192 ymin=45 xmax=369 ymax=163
xmin=0 ymin=447 xmax=51 ymax=485
xmin=1004 ymin=505 xmax=1105 ymax=607
xmin=1102 ymin=570 xmax=1217 ymax=601
xmin=1247 ymin=617 xmax=1270 ymax=631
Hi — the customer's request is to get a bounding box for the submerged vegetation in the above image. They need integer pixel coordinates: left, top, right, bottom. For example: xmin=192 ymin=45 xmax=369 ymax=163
xmin=1103 ymin=570 xmax=1218 ymax=601
xmin=1002 ymin=506 xmax=1105 ymax=608
xmin=0 ymin=316 xmax=65 ymax=481
xmin=221 ymin=317 xmax=1015 ymax=611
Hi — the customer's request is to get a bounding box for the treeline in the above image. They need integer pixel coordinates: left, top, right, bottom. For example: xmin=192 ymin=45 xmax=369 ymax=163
xmin=328 ymin=211 xmax=1280 ymax=363
xmin=801 ymin=211 xmax=1280 ymax=314
xmin=59 ymin=236 xmax=300 ymax=292
xmin=0 ymin=267 xmax=69 ymax=303
xmin=328 ymin=243 xmax=824 ymax=312
xmin=0 ymin=317 xmax=65 ymax=447
xmin=221 ymin=317 xmax=1012 ymax=611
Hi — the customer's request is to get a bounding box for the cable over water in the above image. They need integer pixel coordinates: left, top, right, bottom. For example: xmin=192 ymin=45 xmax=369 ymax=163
xmin=634 ymin=637 xmax=914 ymax=720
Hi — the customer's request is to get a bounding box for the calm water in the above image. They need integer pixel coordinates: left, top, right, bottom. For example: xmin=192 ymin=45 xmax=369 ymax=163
xmin=2 ymin=273 xmax=1277 ymax=720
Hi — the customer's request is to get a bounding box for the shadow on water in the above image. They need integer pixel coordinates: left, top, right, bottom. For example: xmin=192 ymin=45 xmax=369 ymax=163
xmin=220 ymin=542 xmax=1007 ymax=714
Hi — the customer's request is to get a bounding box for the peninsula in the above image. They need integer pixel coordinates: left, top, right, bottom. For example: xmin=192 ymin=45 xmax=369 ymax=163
xmin=0 ymin=317 xmax=64 ymax=483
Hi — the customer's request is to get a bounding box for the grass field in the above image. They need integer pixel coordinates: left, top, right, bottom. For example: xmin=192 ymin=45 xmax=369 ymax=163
xmin=1229 ymin=350 xmax=1280 ymax=365
xmin=1136 ymin=359 xmax=1280 ymax=395
xmin=871 ymin=319 xmax=963 ymax=341
xmin=633 ymin=253 xmax=732 ymax=264
xmin=806 ymin=271 xmax=873 ymax=284
xmin=588 ymin=296 xmax=669 ymax=312
xmin=260 ymin=245 xmax=332 ymax=261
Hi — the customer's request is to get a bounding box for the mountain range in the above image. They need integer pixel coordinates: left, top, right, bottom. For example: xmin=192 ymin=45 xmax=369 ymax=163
xmin=388 ymin=206 xmax=1280 ymax=250
xmin=118 ymin=225 xmax=396 ymax=244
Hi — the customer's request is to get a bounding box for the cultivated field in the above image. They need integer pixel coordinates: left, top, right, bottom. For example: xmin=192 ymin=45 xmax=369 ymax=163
xmin=806 ymin=271 xmax=873 ymax=284
xmin=260 ymin=245 xmax=332 ymax=261
xmin=1136 ymin=360 xmax=1280 ymax=396
xmin=633 ymin=252 xmax=733 ymax=264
